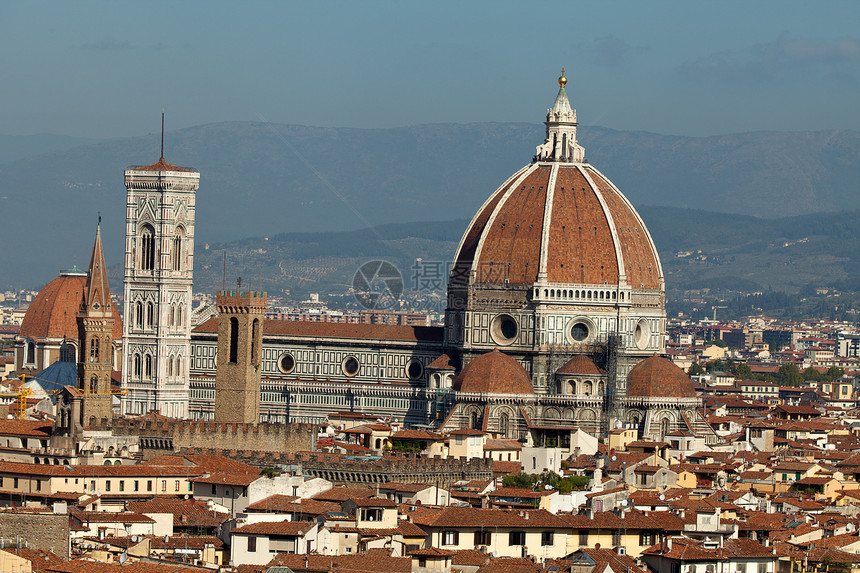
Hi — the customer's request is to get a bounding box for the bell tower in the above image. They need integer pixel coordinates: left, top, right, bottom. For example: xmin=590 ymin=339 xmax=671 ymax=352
xmin=214 ymin=290 xmax=267 ymax=423
xmin=121 ymin=135 xmax=199 ymax=418
xmin=77 ymin=223 xmax=116 ymax=425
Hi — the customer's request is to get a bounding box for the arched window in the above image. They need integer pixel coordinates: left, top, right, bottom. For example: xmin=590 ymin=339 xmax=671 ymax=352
xmin=60 ymin=342 xmax=74 ymax=363
xmin=168 ymin=356 xmax=174 ymax=377
xmin=139 ymin=224 xmax=155 ymax=271
xmin=229 ymin=317 xmax=239 ymax=363
xmin=144 ymin=355 xmax=152 ymax=377
xmin=25 ymin=341 xmax=35 ymax=364
xmin=172 ymin=228 xmax=184 ymax=271
xmin=146 ymin=302 xmax=154 ymax=329
xmin=660 ymin=417 xmax=671 ymax=438
xmin=135 ymin=301 xmax=143 ymax=328
xmin=251 ymin=318 xmax=260 ymax=365
xmin=90 ymin=338 xmax=99 ymax=362
xmin=89 ymin=375 xmax=98 ymax=394
xmin=499 ymin=413 xmax=509 ymax=438
xmin=133 ymin=353 xmax=141 ymax=377
xmin=470 ymin=411 xmax=479 ymax=430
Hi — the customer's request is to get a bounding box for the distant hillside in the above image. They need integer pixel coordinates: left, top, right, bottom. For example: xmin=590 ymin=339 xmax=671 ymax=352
xmin=3 ymin=121 xmax=859 ymax=287
xmin=94 ymin=208 xmax=856 ymax=311
xmin=0 ymin=133 xmax=103 ymax=165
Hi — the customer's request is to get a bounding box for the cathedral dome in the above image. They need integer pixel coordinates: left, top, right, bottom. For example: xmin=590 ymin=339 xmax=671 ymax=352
xmin=451 ymin=76 xmax=662 ymax=293
xmin=627 ymin=355 xmax=696 ymax=399
xmin=453 ymin=349 xmax=534 ymax=394
xmin=556 ymin=355 xmax=605 ymax=376
xmin=20 ymin=269 xmax=123 ymax=340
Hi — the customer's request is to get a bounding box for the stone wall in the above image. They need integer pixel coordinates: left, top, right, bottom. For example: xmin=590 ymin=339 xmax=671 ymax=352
xmin=181 ymin=448 xmax=494 ymax=487
xmin=0 ymin=511 xmax=70 ymax=559
xmin=89 ymin=418 xmax=315 ymax=459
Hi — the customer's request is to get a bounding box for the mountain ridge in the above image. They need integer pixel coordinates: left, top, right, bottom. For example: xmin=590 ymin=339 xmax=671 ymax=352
xmin=3 ymin=121 xmax=858 ymax=287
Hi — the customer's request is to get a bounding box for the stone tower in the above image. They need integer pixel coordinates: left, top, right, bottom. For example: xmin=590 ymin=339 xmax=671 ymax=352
xmin=214 ymin=290 xmax=267 ymax=423
xmin=77 ymin=224 xmax=116 ymax=425
xmin=122 ymin=156 xmax=199 ymax=418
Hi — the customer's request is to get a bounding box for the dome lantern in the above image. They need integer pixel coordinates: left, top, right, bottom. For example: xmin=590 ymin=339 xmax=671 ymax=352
xmin=535 ymin=68 xmax=585 ymax=163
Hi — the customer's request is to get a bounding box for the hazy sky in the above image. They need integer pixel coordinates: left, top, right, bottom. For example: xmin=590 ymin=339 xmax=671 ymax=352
xmin=2 ymin=1 xmax=859 ymax=139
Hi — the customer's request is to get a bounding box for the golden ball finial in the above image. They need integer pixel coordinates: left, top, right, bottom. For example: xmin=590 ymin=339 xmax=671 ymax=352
xmin=558 ymin=67 xmax=567 ymax=87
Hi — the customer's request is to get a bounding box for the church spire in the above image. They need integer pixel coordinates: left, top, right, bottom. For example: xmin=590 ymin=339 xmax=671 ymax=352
xmin=83 ymin=222 xmax=111 ymax=313
xmin=534 ymin=68 xmax=585 ymax=163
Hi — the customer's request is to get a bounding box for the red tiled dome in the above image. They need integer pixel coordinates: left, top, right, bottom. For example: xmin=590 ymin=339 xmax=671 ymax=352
xmin=627 ymin=355 xmax=696 ymax=398
xmin=453 ymin=349 xmax=534 ymax=394
xmin=556 ymin=355 xmax=605 ymax=376
xmin=453 ymin=163 xmax=661 ymax=290
xmin=452 ymin=76 xmax=662 ymax=294
xmin=20 ymin=272 xmax=122 ymax=340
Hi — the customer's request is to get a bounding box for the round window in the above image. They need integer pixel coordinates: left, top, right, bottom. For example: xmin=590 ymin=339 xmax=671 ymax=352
xmin=278 ymin=353 xmax=296 ymax=374
xmin=342 ymin=356 xmax=360 ymax=377
xmin=490 ymin=314 xmax=518 ymax=345
xmin=570 ymin=321 xmax=590 ymax=342
xmin=406 ymin=359 xmax=423 ymax=381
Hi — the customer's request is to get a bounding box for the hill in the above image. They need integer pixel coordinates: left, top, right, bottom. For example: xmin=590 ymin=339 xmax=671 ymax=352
xmin=3 ymin=121 xmax=859 ymax=288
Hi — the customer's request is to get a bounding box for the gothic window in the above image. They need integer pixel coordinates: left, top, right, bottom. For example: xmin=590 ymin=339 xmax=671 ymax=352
xmin=251 ymin=318 xmax=260 ymax=365
xmin=89 ymin=376 xmax=97 ymax=394
xmin=135 ymin=301 xmax=143 ymax=328
xmin=229 ymin=317 xmax=239 ymax=363
xmin=470 ymin=410 xmax=479 ymax=430
xmin=145 ymin=355 xmax=152 ymax=378
xmin=25 ymin=341 xmax=35 ymax=364
xmin=168 ymin=356 xmax=174 ymax=377
xmin=499 ymin=412 xmax=509 ymax=437
xmin=660 ymin=417 xmax=671 ymax=438
xmin=133 ymin=353 xmax=141 ymax=377
xmin=178 ymin=305 xmax=183 ymax=328
xmin=172 ymin=227 xmax=184 ymax=271
xmin=146 ymin=302 xmax=154 ymax=329
xmin=139 ymin=225 xmax=155 ymax=271
xmin=90 ymin=338 xmax=99 ymax=362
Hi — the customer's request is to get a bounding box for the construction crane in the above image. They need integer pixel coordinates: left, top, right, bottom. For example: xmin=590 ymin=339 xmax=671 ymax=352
xmin=0 ymin=386 xmax=33 ymax=420
xmin=712 ymin=305 xmax=728 ymax=321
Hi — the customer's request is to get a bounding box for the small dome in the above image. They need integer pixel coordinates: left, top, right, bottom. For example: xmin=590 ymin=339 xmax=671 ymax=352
xmin=627 ymin=355 xmax=696 ymax=398
xmin=556 ymin=355 xmax=605 ymax=376
xmin=20 ymin=271 xmax=122 ymax=340
xmin=453 ymin=349 xmax=534 ymax=394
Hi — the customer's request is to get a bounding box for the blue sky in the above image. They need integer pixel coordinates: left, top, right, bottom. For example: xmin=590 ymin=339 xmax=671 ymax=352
xmin=2 ymin=0 xmax=859 ymax=138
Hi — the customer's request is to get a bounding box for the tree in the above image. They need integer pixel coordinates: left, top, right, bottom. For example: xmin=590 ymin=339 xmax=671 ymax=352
xmin=733 ymin=362 xmax=753 ymax=380
xmin=688 ymin=363 xmax=705 ymax=376
xmin=778 ymin=363 xmax=803 ymax=387
xmin=802 ymin=367 xmax=821 ymax=382
xmin=824 ymin=366 xmax=845 ymax=381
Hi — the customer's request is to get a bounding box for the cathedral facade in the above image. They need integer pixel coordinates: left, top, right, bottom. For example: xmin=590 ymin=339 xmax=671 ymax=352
xmin=178 ymin=72 xmax=711 ymax=443
xmin=16 ymin=72 xmax=713 ymax=444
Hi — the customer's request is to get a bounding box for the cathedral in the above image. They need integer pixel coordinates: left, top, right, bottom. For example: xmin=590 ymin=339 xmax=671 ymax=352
xmin=16 ymin=71 xmax=715 ymax=445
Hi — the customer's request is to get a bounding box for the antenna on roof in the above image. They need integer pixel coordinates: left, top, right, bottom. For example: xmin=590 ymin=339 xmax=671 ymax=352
xmin=161 ymin=111 xmax=165 ymax=160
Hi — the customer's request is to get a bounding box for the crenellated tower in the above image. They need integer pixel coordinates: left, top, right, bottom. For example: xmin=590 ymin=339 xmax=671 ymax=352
xmin=121 ymin=154 xmax=199 ymax=418
xmin=213 ymin=290 xmax=267 ymax=424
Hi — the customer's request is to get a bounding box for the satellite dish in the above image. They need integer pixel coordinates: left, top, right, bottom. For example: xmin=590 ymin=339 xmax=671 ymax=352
xmin=118 ymin=552 xmax=127 ymax=564
xmin=595 ymin=543 xmax=601 ymax=549
xmin=491 ymin=551 xmax=498 ymax=557
xmin=184 ymin=494 xmax=189 ymax=500
xmin=660 ymin=494 xmax=666 ymax=500
xmin=620 ymin=500 xmax=627 ymax=506
xmin=611 ymin=456 xmax=617 ymax=461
